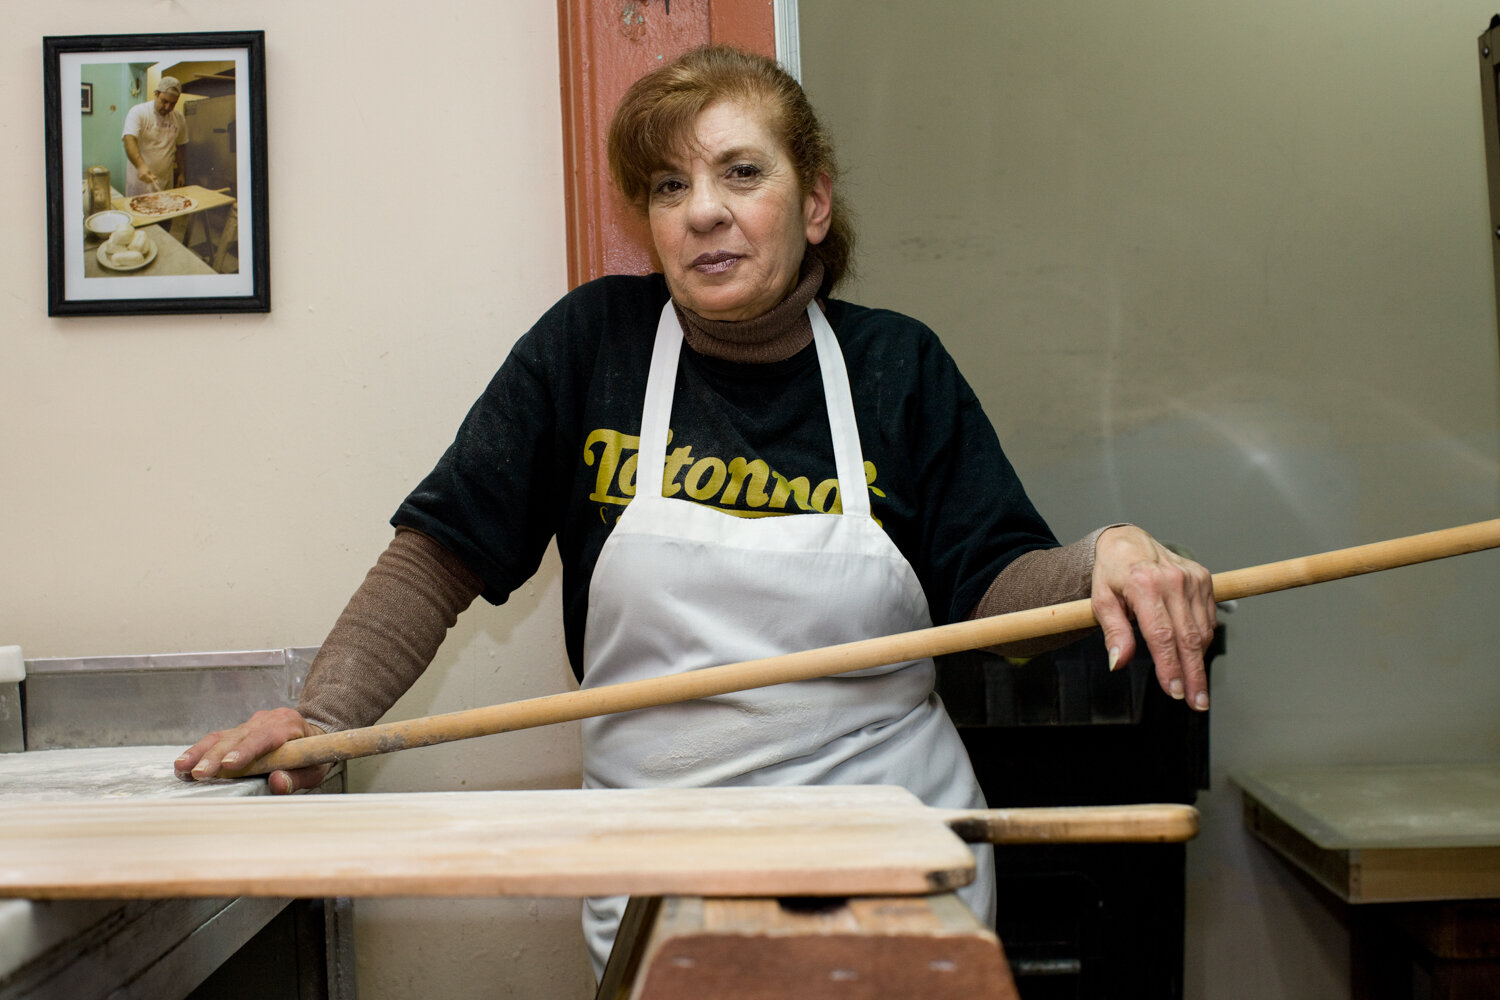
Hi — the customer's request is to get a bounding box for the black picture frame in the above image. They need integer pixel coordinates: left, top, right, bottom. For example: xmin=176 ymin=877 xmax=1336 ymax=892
xmin=44 ymin=31 xmax=270 ymax=316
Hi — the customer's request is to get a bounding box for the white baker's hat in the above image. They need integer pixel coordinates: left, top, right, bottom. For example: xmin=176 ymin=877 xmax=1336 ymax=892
xmin=156 ymin=76 xmax=182 ymax=95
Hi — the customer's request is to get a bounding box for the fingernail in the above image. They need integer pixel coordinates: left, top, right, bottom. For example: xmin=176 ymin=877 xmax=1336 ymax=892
xmin=175 ymin=752 xmax=190 ymax=762
xmin=1107 ymin=647 xmax=1121 ymax=671
xmin=222 ymin=751 xmax=241 ymax=765
xmin=1194 ymin=692 xmax=1210 ymax=711
xmin=1170 ymin=679 xmax=1185 ymax=700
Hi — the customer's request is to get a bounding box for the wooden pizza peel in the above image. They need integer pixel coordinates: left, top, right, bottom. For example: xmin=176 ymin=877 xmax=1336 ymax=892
xmin=111 ymin=184 xmax=235 ymax=227
xmin=0 ymin=785 xmax=1195 ymax=901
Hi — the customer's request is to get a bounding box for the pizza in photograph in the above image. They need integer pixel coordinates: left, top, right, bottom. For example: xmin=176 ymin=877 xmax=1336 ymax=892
xmin=129 ymin=192 xmax=196 ymax=216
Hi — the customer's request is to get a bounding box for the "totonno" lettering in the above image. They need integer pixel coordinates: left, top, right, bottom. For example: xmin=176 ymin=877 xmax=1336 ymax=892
xmin=583 ymin=427 xmax=883 ymax=518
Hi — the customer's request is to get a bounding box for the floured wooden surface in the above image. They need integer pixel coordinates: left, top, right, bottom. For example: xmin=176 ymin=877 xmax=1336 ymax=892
xmin=0 ymin=784 xmax=976 ymax=901
xmin=1233 ymin=762 xmax=1500 ymax=849
xmin=0 ymin=745 xmax=267 ymax=801
xmin=0 ymin=745 xmax=269 ymax=978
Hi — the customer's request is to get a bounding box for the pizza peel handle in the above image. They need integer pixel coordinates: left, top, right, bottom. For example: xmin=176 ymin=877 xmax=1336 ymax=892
xmin=943 ymin=803 xmax=1200 ymax=844
xmin=241 ymin=518 xmax=1500 ymax=777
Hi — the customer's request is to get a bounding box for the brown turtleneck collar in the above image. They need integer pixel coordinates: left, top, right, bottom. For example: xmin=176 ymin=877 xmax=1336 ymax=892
xmin=673 ymin=258 xmax=825 ymax=364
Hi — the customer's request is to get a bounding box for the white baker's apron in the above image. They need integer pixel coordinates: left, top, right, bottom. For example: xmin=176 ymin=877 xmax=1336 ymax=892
xmin=577 ymin=301 xmax=994 ymax=976
xmin=124 ymin=107 xmax=183 ymax=195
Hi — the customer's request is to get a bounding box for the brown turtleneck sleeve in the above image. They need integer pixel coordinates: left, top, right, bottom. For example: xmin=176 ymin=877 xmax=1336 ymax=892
xmin=297 ymin=526 xmax=483 ymax=734
xmin=966 ymin=525 xmax=1132 ymax=655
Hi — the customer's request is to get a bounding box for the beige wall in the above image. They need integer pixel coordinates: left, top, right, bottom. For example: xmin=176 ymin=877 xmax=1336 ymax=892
xmin=7 ymin=2 xmax=1500 ymax=998
xmin=800 ymin=2 xmax=1500 ymax=997
xmin=3 ymin=4 xmax=594 ymax=997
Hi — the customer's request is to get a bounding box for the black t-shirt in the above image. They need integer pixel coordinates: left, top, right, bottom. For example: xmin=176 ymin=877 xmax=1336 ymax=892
xmin=394 ymin=273 xmax=1057 ymax=679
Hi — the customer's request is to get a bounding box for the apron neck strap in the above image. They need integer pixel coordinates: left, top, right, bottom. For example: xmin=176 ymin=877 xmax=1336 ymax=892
xmin=635 ymin=304 xmax=682 ymax=501
xmin=807 ymin=303 xmax=870 ymax=517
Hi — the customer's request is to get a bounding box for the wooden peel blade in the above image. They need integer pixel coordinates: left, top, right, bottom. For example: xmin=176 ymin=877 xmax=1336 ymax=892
xmin=241 ymin=518 xmax=1500 ymax=777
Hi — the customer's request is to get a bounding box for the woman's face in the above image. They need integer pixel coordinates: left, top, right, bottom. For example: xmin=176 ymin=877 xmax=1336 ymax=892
xmin=648 ymin=100 xmax=832 ymax=321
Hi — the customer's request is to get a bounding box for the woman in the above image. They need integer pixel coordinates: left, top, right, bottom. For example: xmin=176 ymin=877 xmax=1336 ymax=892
xmin=177 ymin=45 xmax=1215 ymax=974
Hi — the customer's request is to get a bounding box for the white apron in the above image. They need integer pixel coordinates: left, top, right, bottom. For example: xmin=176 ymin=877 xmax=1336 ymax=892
xmin=123 ymin=104 xmax=184 ymax=195
xmin=578 ymin=301 xmax=994 ymax=975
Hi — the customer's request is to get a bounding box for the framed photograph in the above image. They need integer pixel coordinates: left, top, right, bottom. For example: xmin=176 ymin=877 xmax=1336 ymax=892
xmin=43 ymin=31 xmax=269 ymax=316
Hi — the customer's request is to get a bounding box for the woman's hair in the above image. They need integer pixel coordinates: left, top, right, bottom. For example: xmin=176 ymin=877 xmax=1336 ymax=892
xmin=607 ymin=45 xmax=855 ymax=297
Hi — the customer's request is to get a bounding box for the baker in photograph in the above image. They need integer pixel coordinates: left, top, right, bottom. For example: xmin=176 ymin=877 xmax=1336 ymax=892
xmin=121 ymin=76 xmax=186 ymax=195
xmin=175 ymin=45 xmax=1216 ymax=974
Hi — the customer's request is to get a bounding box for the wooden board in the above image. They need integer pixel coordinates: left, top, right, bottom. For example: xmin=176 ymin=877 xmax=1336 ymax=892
xmin=0 ymin=745 xmax=270 ymax=801
xmin=0 ymin=785 xmax=976 ymax=901
xmin=612 ymin=894 xmax=1019 ymax=1000
xmin=110 ymin=185 xmax=235 ymax=227
xmin=0 ymin=747 xmax=280 ymax=983
xmin=1236 ymin=763 xmax=1500 ymax=903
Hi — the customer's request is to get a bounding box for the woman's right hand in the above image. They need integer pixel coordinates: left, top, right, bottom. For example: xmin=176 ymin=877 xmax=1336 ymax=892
xmin=175 ymin=707 xmax=330 ymax=794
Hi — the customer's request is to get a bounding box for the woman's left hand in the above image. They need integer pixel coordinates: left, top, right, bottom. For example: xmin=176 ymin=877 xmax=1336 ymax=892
xmin=1091 ymin=525 xmax=1216 ymax=711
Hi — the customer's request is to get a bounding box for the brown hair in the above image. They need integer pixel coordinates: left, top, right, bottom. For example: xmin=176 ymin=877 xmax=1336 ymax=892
xmin=607 ymin=45 xmax=854 ymax=297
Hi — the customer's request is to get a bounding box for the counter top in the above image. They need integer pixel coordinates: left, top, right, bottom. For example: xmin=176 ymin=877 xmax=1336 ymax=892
xmin=1235 ymin=761 xmax=1500 ymax=903
xmin=1234 ymin=761 xmax=1500 ymax=850
xmin=0 ymin=745 xmax=268 ymax=981
xmin=83 ymin=224 xmax=216 ymax=279
xmin=0 ymin=744 xmax=267 ymax=801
